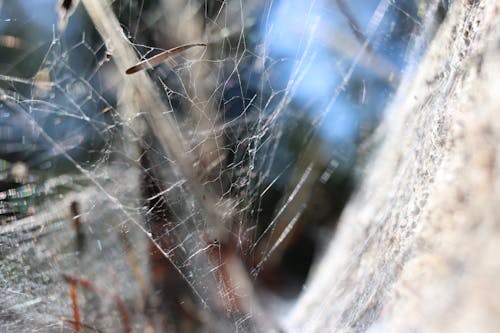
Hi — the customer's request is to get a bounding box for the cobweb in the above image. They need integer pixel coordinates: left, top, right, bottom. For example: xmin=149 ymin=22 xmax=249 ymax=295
xmin=0 ymin=0 xmax=447 ymax=332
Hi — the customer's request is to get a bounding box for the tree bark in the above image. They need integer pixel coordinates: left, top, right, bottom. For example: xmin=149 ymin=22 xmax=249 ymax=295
xmin=288 ymin=1 xmax=500 ymax=332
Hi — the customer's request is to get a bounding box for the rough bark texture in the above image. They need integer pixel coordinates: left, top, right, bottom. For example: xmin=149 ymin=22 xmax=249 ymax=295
xmin=288 ymin=1 xmax=500 ymax=332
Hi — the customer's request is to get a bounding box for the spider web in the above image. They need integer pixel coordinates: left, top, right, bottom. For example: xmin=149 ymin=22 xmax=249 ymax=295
xmin=0 ymin=0 xmax=446 ymax=332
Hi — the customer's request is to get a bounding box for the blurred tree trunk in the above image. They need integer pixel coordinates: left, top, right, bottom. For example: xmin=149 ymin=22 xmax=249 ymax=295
xmin=288 ymin=1 xmax=500 ymax=332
